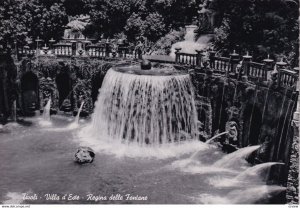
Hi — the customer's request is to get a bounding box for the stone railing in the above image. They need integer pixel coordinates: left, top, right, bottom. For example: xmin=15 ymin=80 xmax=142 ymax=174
xmin=14 ymin=39 xmax=299 ymax=90
xmin=278 ymin=69 xmax=298 ymax=88
xmin=245 ymin=62 xmax=268 ymax=82
xmin=210 ymin=56 xmax=231 ymax=74
xmin=18 ymin=46 xmax=35 ymax=57
xmin=86 ymin=45 xmax=108 ymax=58
xmin=16 ymin=39 xmax=134 ymax=59
xmin=195 ymin=51 xmax=298 ymax=89
xmin=53 ymin=43 xmax=72 ymax=56
xmin=175 ymin=48 xmax=203 ymax=67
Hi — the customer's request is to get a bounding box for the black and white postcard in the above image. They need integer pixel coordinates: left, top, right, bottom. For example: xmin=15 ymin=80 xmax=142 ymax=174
xmin=0 ymin=0 xmax=299 ymax=207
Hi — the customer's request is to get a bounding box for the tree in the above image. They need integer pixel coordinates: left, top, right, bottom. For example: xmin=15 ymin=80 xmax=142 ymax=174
xmin=82 ymin=0 xmax=198 ymax=41
xmin=0 ymin=0 xmax=68 ymax=47
xmin=210 ymin=0 xmax=299 ymax=64
xmin=124 ymin=12 xmax=166 ymax=42
xmin=144 ymin=13 xmax=167 ymax=42
xmin=82 ymin=0 xmax=145 ymax=38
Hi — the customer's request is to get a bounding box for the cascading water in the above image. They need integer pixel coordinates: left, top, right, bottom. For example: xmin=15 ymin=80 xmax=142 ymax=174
xmin=42 ymin=99 xmax=51 ymax=121
xmin=205 ymin=131 xmax=228 ymax=144
xmin=170 ymin=25 xmax=212 ymax=57
xmin=38 ymin=98 xmax=52 ymax=127
xmin=74 ymin=63 xmax=285 ymax=203
xmin=234 ymin=162 xmax=284 ymax=181
xmin=67 ymin=101 xmax=85 ymax=129
xmin=88 ymin=66 xmax=198 ymax=145
xmin=75 ymin=101 xmax=84 ymax=124
xmin=213 ymin=145 xmax=260 ymax=168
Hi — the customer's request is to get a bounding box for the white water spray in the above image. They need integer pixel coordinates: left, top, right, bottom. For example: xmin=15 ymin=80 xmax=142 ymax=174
xmin=75 ymin=101 xmax=84 ymax=124
xmin=205 ymin=131 xmax=228 ymax=144
xmin=170 ymin=25 xmax=212 ymax=57
xmin=235 ymin=162 xmax=284 ymax=181
xmin=42 ymin=99 xmax=51 ymax=121
xmin=67 ymin=101 xmax=85 ymax=129
xmin=39 ymin=99 xmax=52 ymax=127
xmin=86 ymin=67 xmax=198 ymax=145
xmin=213 ymin=145 xmax=260 ymax=168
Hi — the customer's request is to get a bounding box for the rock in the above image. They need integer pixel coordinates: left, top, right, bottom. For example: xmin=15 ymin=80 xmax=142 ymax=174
xmin=75 ymin=147 xmax=95 ymax=164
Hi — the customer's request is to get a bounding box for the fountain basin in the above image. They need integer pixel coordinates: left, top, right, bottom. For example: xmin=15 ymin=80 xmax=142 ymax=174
xmin=113 ymin=66 xmax=187 ymax=76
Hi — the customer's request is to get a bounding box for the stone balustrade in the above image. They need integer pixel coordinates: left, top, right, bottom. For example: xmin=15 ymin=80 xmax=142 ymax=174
xmin=86 ymin=45 xmax=107 ymax=58
xmin=278 ymin=69 xmax=298 ymax=88
xmin=210 ymin=56 xmax=231 ymax=74
xmin=246 ymin=62 xmax=268 ymax=82
xmin=14 ymin=39 xmax=299 ymax=90
xmin=18 ymin=46 xmax=35 ymax=57
xmin=53 ymin=43 xmax=72 ymax=56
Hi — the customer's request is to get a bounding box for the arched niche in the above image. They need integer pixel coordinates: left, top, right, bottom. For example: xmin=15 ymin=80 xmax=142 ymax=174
xmin=55 ymin=70 xmax=74 ymax=112
xmin=20 ymin=71 xmax=39 ymax=116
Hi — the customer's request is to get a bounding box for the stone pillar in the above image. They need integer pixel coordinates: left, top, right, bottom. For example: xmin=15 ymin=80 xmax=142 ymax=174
xmin=229 ymin=50 xmax=240 ymax=77
xmin=209 ymin=50 xmax=216 ymax=69
xmin=175 ymin=48 xmax=181 ymax=63
xmin=70 ymin=41 xmax=76 ymax=56
xmin=195 ymin=50 xmax=203 ymax=67
xmin=241 ymin=52 xmax=252 ymax=79
xmin=49 ymin=38 xmax=56 ymax=55
xmin=286 ymin=27 xmax=300 ymax=202
xmin=263 ymin=56 xmax=274 ymax=80
xmin=35 ymin=37 xmax=42 ymax=56
xmin=105 ymin=42 xmax=110 ymax=57
xmin=83 ymin=39 xmax=91 ymax=56
xmin=276 ymin=60 xmax=288 ymax=88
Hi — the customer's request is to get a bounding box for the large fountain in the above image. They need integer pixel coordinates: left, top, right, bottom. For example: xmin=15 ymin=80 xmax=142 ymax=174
xmin=0 ymin=60 xmax=288 ymax=204
xmin=87 ymin=64 xmax=198 ymax=145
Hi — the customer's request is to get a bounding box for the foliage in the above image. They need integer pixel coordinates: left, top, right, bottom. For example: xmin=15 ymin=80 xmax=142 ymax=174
xmin=63 ymin=0 xmax=88 ymax=16
xmin=0 ymin=0 xmax=198 ymax=47
xmin=124 ymin=12 xmax=167 ymax=42
xmin=148 ymin=28 xmax=185 ymax=55
xmin=0 ymin=0 xmax=68 ymax=47
xmin=82 ymin=0 xmax=198 ymax=43
xmin=210 ymin=0 xmax=299 ymax=64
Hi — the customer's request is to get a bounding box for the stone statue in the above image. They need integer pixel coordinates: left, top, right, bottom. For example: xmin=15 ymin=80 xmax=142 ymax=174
xmin=198 ymin=0 xmax=214 ymax=33
xmin=225 ymin=121 xmax=238 ymax=146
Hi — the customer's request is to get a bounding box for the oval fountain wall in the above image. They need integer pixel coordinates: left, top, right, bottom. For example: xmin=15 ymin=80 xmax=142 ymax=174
xmin=90 ymin=66 xmax=198 ymax=145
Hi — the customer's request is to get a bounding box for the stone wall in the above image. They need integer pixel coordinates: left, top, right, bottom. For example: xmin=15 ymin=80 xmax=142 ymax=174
xmin=286 ymin=119 xmax=299 ymax=204
xmin=190 ymin=68 xmax=298 ymax=173
xmin=15 ymin=56 xmax=124 ymax=116
xmin=0 ymin=53 xmax=17 ymax=124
